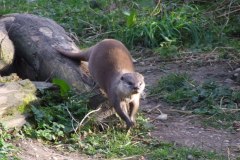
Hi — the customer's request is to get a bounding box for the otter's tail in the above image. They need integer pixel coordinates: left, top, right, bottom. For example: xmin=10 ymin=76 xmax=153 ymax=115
xmin=54 ymin=46 xmax=90 ymax=61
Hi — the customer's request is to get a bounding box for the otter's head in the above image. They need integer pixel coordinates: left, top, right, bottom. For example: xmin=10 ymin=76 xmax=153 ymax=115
xmin=118 ymin=72 xmax=145 ymax=97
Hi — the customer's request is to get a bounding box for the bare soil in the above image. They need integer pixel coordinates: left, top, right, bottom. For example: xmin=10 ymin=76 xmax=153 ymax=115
xmin=14 ymin=138 xmax=96 ymax=160
xmin=137 ymin=53 xmax=240 ymax=159
xmin=13 ymin=52 xmax=240 ymax=159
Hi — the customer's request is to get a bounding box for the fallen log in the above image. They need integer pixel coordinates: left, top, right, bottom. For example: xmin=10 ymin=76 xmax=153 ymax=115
xmin=0 ymin=13 xmax=113 ymax=129
xmin=0 ymin=13 xmax=93 ymax=91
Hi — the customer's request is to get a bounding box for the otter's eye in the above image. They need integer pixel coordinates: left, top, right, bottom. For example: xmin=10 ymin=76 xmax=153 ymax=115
xmin=127 ymin=81 xmax=133 ymax=86
xmin=121 ymin=76 xmax=124 ymax=81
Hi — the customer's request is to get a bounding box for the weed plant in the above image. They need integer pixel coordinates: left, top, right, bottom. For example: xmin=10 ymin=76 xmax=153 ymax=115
xmin=23 ymin=89 xmax=90 ymax=141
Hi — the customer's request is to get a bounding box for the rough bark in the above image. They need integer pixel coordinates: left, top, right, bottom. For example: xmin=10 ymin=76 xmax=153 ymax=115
xmin=0 ymin=13 xmax=94 ymax=91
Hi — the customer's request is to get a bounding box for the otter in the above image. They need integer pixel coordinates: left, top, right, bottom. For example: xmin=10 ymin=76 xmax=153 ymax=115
xmin=55 ymin=39 xmax=145 ymax=129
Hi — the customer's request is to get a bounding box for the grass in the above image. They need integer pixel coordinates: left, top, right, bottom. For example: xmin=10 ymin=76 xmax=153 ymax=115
xmin=18 ymin=84 xmax=224 ymax=159
xmin=1 ymin=0 xmax=238 ymax=52
xmin=23 ymin=89 xmax=90 ymax=141
xmin=148 ymin=144 xmax=225 ymax=160
xmin=0 ymin=125 xmax=19 ymax=160
xmin=150 ymin=73 xmax=240 ymax=129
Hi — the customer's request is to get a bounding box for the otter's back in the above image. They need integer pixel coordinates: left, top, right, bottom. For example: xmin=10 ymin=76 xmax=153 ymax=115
xmin=88 ymin=39 xmax=135 ymax=92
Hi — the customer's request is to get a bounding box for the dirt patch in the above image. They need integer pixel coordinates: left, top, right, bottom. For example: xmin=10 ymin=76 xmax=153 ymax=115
xmin=14 ymin=138 xmax=99 ymax=160
xmin=143 ymin=102 xmax=240 ymax=159
xmin=136 ymin=54 xmax=240 ymax=159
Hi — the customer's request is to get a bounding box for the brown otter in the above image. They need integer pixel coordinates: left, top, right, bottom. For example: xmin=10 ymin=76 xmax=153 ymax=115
xmin=55 ymin=39 xmax=145 ymax=129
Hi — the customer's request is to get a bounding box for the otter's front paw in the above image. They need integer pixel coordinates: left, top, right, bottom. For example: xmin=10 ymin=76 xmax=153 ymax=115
xmin=126 ymin=121 xmax=135 ymax=130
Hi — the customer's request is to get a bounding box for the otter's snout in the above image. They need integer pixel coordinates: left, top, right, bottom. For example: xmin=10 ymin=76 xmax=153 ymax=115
xmin=133 ymin=85 xmax=140 ymax=90
xmin=132 ymin=83 xmax=143 ymax=93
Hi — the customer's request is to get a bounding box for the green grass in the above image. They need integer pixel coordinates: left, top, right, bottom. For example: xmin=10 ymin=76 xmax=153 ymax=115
xmin=81 ymin=131 xmax=225 ymax=159
xmin=0 ymin=125 xmax=19 ymax=160
xmin=1 ymin=0 xmax=237 ymax=53
xmin=23 ymin=89 xmax=90 ymax=141
xmin=151 ymin=73 xmax=240 ymax=129
xmin=148 ymin=143 xmax=225 ymax=160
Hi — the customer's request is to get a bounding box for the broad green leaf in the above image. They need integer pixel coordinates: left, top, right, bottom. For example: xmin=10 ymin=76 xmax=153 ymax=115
xmin=52 ymin=78 xmax=71 ymax=96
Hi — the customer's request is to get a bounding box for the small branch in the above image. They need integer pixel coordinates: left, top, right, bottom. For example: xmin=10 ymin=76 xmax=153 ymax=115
xmin=219 ymin=96 xmax=224 ymax=109
xmin=77 ymin=106 xmax=102 ymax=129
xmin=227 ymin=147 xmax=231 ymax=160
xmin=151 ymin=0 xmax=162 ymax=16
xmin=65 ymin=106 xmax=80 ymax=134
xmin=210 ymin=47 xmax=234 ymax=54
xmin=220 ymin=108 xmax=240 ymax=112
xmin=217 ymin=8 xmax=240 ymax=18
xmin=168 ymin=109 xmax=192 ymax=114
xmin=120 ymin=155 xmax=143 ymax=160
xmin=66 ymin=105 xmax=103 ymax=133
xmin=146 ymin=104 xmax=161 ymax=113
xmin=85 ymin=30 xmax=117 ymax=41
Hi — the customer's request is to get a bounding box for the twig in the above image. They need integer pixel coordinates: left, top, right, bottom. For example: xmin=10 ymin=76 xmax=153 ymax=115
xmin=185 ymin=79 xmax=196 ymax=88
xmin=219 ymin=96 xmax=224 ymax=109
xmin=65 ymin=106 xmax=80 ymax=134
xmin=210 ymin=47 xmax=234 ymax=54
xmin=147 ymin=104 xmax=161 ymax=113
xmin=86 ymin=30 xmax=117 ymax=40
xmin=220 ymin=108 xmax=240 ymax=112
xmin=217 ymin=8 xmax=240 ymax=18
xmin=157 ymin=108 xmax=164 ymax=114
xmin=151 ymin=0 xmax=162 ymax=16
xmin=45 ymin=70 xmax=55 ymax=82
xmin=168 ymin=109 xmax=192 ymax=114
xmin=114 ymin=155 xmax=142 ymax=160
xmin=227 ymin=147 xmax=231 ymax=160
xmin=226 ymin=61 xmax=234 ymax=71
xmin=77 ymin=106 xmax=102 ymax=129
xmin=218 ymin=0 xmax=234 ymax=34
xmin=66 ymin=105 xmax=103 ymax=133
